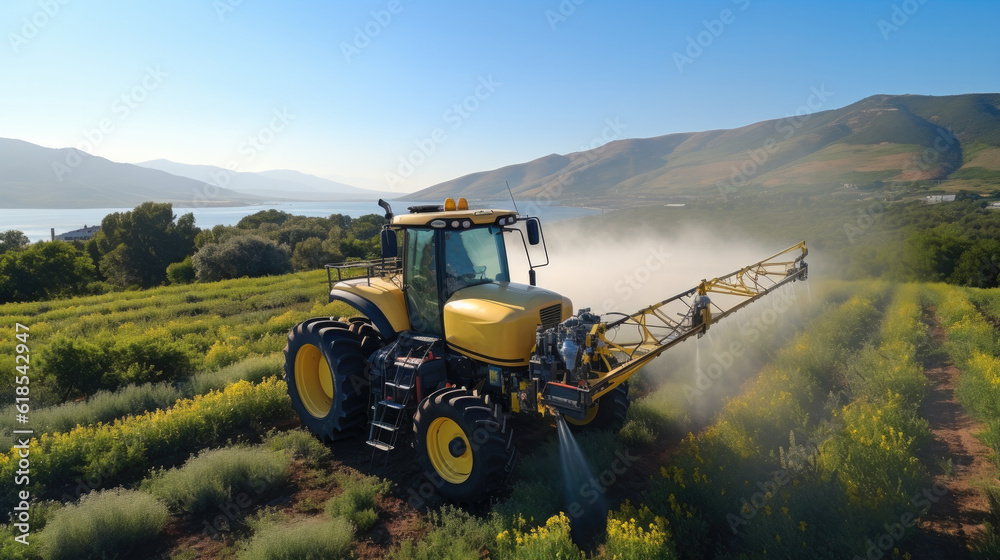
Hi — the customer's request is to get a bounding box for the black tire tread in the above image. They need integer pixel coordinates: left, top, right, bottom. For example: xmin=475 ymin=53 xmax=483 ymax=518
xmin=284 ymin=317 xmax=380 ymax=441
xmin=412 ymin=387 xmax=515 ymax=503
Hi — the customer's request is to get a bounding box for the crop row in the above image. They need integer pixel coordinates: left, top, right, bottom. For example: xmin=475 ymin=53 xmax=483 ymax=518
xmin=0 ymin=430 xmax=367 ymax=560
xmin=0 ymin=269 xmax=351 ymax=404
xmin=928 ymin=284 xmax=1000 ymax=556
xmin=0 ymin=376 xmax=294 ymax=511
xmin=930 ymin=285 xmax=1000 ymax=454
xmin=627 ymin=282 xmax=936 ymax=558
xmin=0 ymin=354 xmax=283 ymax=450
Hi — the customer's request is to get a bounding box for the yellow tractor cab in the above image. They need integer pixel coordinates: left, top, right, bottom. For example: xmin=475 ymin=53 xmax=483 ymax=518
xmin=331 ymin=198 xmax=571 ymax=366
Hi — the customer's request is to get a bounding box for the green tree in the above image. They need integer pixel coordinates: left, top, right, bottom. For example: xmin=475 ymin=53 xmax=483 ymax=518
xmin=93 ymin=202 xmax=199 ymax=288
xmin=902 ymin=224 xmax=971 ymax=282
xmin=0 ymin=230 xmax=29 ymax=254
xmin=951 ymin=239 xmax=1000 ymax=288
xmin=348 ymin=214 xmax=385 ymax=240
xmin=328 ymin=213 xmax=352 ymax=231
xmin=192 ymin=235 xmax=292 ymax=282
xmin=291 ymin=237 xmax=344 ymax=270
xmin=0 ymin=241 xmax=97 ymax=303
xmin=237 ymin=209 xmax=294 ymax=229
xmin=274 ymin=223 xmax=326 ymax=248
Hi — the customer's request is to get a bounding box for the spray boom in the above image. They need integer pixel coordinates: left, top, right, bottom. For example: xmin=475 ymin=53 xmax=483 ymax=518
xmin=530 ymin=241 xmax=808 ymax=418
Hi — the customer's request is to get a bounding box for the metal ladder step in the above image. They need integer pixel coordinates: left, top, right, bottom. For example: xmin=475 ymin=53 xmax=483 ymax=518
xmin=385 ymin=381 xmax=413 ymax=390
xmin=370 ymin=420 xmax=397 ymax=432
xmin=365 ymin=440 xmax=394 ymax=451
xmin=379 ymin=399 xmax=406 ymax=410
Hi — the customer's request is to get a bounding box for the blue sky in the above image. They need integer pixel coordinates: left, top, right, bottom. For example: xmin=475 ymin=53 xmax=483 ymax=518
xmin=2 ymin=0 xmax=997 ymax=193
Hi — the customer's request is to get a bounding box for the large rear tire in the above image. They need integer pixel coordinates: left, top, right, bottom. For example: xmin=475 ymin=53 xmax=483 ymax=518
xmin=283 ymin=318 xmax=378 ymax=440
xmin=412 ymin=387 xmax=515 ymax=503
xmin=565 ymin=382 xmax=630 ymax=433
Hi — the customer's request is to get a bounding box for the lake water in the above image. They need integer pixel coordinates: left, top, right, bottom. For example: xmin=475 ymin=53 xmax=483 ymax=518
xmin=1 ymin=200 xmax=602 ymax=242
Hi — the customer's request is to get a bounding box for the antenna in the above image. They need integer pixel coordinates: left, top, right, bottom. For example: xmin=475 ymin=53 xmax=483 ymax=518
xmin=505 ymin=181 xmax=520 ymax=215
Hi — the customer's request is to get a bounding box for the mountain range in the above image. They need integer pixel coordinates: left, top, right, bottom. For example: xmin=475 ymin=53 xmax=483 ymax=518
xmin=408 ymin=93 xmax=1000 ymax=205
xmin=0 ymin=139 xmax=389 ymax=209
xmin=134 ymin=160 xmax=388 ymax=201
xmin=3 ymin=93 xmax=998 ymax=209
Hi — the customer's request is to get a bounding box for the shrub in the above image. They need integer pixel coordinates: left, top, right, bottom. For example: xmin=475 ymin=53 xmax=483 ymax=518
xmin=113 ymin=337 xmax=195 ymax=386
xmin=193 ymin=235 xmax=292 ymax=282
xmin=325 ymin=473 xmax=391 ymax=531
xmin=264 ymin=428 xmax=330 ymax=467
xmin=143 ymin=445 xmax=290 ymax=514
xmin=821 ymin=394 xmax=929 ymax=509
xmin=41 ymin=336 xmax=110 ymax=398
xmin=238 ymin=517 xmax=354 ymax=560
xmin=38 ymin=489 xmax=168 ymax=560
xmin=605 ymin=501 xmax=677 ymax=560
xmin=618 ymin=418 xmax=656 ymax=447
xmin=43 ymin=334 xmax=196 ymax=396
xmin=494 ymin=513 xmax=583 ymax=560
xmin=392 ymin=506 xmax=502 ymax=560
xmin=166 ymin=256 xmax=196 ymax=284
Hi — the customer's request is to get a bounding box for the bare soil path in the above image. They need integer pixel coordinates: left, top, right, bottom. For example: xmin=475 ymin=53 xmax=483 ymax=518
xmin=912 ymin=318 xmax=995 ymax=559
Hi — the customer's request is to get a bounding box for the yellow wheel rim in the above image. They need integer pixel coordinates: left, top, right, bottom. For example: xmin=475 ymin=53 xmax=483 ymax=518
xmin=294 ymin=343 xmax=334 ymax=418
xmin=565 ymin=400 xmax=599 ymax=426
xmin=427 ymin=417 xmax=473 ymax=484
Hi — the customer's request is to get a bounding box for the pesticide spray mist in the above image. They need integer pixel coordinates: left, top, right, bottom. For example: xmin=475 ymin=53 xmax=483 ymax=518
xmin=511 ymin=215 xmax=821 ymax=540
xmin=555 ymin=414 xmax=608 ymax=548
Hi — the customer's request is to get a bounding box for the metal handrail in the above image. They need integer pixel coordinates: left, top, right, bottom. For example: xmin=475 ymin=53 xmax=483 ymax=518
xmin=325 ymin=257 xmax=402 ymax=290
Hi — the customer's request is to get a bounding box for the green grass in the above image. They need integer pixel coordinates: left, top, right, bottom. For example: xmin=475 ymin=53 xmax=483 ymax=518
xmin=264 ymin=428 xmax=331 ymax=467
xmin=238 ymin=517 xmax=354 ymax=560
xmin=189 ymin=352 xmax=284 ymax=395
xmin=325 ymin=473 xmax=391 ymax=531
xmin=143 ymin=445 xmax=290 ymax=514
xmin=38 ymin=489 xmax=169 ymax=560
xmin=0 ymin=381 xmax=183 ymax=450
xmin=392 ymin=506 xmax=503 ymax=560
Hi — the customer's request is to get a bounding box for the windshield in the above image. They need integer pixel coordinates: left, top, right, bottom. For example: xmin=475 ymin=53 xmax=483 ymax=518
xmin=443 ymin=226 xmax=509 ymax=295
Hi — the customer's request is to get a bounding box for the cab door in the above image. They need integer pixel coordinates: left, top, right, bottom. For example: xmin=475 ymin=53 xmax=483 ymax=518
xmin=403 ymin=228 xmax=443 ymax=334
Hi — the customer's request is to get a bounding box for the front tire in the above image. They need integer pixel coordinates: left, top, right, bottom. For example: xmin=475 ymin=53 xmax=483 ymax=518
xmin=283 ymin=319 xmax=375 ymax=440
xmin=412 ymin=387 xmax=515 ymax=503
xmin=565 ymin=382 xmax=630 ymax=433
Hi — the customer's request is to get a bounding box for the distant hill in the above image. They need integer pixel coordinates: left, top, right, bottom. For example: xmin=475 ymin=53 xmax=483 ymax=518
xmin=136 ymin=160 xmax=393 ymax=201
xmin=408 ymin=93 xmax=1000 ymax=205
xmin=0 ymin=138 xmax=260 ymax=208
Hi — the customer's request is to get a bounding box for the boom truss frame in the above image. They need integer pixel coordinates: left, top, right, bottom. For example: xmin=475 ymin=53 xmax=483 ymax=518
xmin=581 ymin=241 xmax=808 ymax=402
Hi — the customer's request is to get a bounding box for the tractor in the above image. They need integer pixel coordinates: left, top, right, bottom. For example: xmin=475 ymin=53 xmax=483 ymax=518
xmin=283 ymin=198 xmax=808 ymax=502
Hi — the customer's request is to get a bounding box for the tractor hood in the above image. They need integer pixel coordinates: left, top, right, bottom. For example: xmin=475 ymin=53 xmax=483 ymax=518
xmin=443 ymin=282 xmax=572 ymax=367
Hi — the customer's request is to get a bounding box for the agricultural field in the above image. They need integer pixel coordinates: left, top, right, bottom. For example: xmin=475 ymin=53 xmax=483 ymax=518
xmin=3 ymin=265 xmax=1000 ymax=558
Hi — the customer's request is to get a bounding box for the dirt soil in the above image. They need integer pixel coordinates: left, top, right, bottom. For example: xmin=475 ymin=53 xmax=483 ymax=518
xmin=912 ymin=319 xmax=996 ymax=559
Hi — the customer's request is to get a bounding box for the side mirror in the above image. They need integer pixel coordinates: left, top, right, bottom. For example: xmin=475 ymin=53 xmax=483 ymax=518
xmin=526 ymin=218 xmax=541 ymax=246
xmin=380 ymin=228 xmax=398 ymax=259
